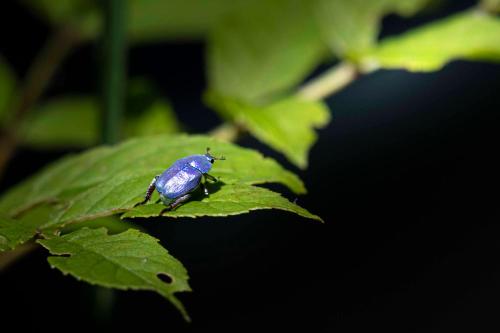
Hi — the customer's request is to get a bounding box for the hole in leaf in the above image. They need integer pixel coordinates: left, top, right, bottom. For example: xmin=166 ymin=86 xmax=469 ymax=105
xmin=157 ymin=273 xmax=173 ymax=284
xmin=59 ymin=253 xmax=71 ymax=257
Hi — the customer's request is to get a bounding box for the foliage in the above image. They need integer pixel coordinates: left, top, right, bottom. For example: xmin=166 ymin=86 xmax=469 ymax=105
xmin=365 ymin=10 xmax=500 ymax=71
xmin=39 ymin=228 xmax=191 ymax=320
xmin=2 ymin=0 xmax=500 ymax=321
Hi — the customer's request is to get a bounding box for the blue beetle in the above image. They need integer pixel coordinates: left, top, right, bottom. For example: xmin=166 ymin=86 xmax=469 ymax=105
xmin=135 ymin=148 xmax=225 ymax=212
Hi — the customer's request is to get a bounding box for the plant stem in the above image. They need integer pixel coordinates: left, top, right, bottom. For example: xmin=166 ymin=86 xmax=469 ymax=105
xmin=0 ymin=26 xmax=81 ymax=177
xmin=296 ymin=61 xmax=359 ymax=101
xmin=101 ymin=0 xmax=127 ymax=145
xmin=209 ymin=61 xmax=361 ymax=142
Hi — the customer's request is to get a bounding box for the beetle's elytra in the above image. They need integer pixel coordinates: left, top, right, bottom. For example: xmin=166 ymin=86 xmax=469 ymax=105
xmin=135 ymin=148 xmax=225 ymax=213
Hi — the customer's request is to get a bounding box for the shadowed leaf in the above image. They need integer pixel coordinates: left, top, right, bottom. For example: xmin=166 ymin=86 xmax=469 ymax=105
xmin=0 ymin=56 xmax=17 ymax=123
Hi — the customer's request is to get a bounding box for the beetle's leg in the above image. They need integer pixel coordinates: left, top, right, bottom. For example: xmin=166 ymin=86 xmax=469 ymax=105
xmin=204 ymin=173 xmax=217 ymax=182
xmin=134 ymin=175 xmax=159 ymax=207
xmin=160 ymin=193 xmax=192 ymax=215
xmin=155 ymin=198 xmax=162 ymax=204
xmin=201 ymin=182 xmax=209 ymax=196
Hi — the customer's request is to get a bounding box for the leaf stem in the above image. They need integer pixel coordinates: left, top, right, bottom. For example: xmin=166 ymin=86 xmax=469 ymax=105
xmin=101 ymin=0 xmax=127 ymax=145
xmin=296 ymin=61 xmax=359 ymax=101
xmin=209 ymin=61 xmax=361 ymax=142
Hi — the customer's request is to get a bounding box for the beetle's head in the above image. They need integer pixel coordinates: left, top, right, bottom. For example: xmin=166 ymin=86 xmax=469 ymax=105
xmin=205 ymin=147 xmax=225 ymax=164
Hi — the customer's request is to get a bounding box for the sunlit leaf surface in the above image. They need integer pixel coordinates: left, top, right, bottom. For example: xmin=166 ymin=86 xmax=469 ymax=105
xmin=0 ymin=135 xmax=315 ymax=248
xmin=207 ymin=92 xmax=330 ymax=168
xmin=315 ymin=0 xmax=430 ymax=59
xmin=365 ymin=10 xmax=500 ymax=71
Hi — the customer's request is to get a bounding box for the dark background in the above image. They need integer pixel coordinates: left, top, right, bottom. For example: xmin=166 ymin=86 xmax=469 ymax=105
xmin=2 ymin=1 xmax=500 ymax=332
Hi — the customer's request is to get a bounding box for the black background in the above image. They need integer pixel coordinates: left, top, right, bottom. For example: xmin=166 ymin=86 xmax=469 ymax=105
xmin=1 ymin=1 xmax=500 ymax=332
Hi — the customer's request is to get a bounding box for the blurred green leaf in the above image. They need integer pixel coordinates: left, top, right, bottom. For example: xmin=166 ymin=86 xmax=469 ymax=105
xmin=206 ymin=92 xmax=330 ymax=168
xmin=21 ymin=97 xmax=100 ymax=148
xmin=124 ymin=100 xmax=180 ymax=137
xmin=20 ymin=93 xmax=181 ymax=149
xmin=0 ymin=56 xmax=17 ymax=123
xmin=22 ymin=0 xmax=254 ymax=42
xmin=207 ymin=0 xmax=327 ymax=103
xmin=38 ymin=227 xmax=191 ymax=320
xmin=365 ymin=10 xmax=500 ymax=71
xmin=0 ymin=135 xmax=310 ymax=239
xmin=481 ymin=0 xmax=500 ymax=13
xmin=315 ymin=0 xmax=430 ymax=59
xmin=127 ymin=0 xmax=251 ymax=42
xmin=21 ymin=0 xmax=100 ymax=38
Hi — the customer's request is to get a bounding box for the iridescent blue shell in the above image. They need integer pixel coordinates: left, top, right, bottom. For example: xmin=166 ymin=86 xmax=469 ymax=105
xmin=156 ymin=155 xmax=213 ymax=199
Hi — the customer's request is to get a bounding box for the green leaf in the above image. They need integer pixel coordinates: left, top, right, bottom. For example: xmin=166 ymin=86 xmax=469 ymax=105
xmin=127 ymin=0 xmax=252 ymax=42
xmin=481 ymin=0 xmax=500 ymax=13
xmin=0 ymin=205 xmax=55 ymax=251
xmin=314 ymin=0 xmax=430 ymax=59
xmin=123 ymin=101 xmax=180 ymax=137
xmin=364 ymin=10 xmax=500 ymax=71
xmin=207 ymin=0 xmax=326 ymax=103
xmin=21 ymin=0 xmax=100 ymax=39
xmin=22 ymin=0 xmax=254 ymax=42
xmin=0 ymin=135 xmax=310 ymax=231
xmin=0 ymin=56 xmax=17 ymax=124
xmin=206 ymin=92 xmax=331 ymax=168
xmin=20 ymin=95 xmax=180 ymax=149
xmin=59 ymin=215 xmax=140 ymax=236
xmin=38 ymin=227 xmax=191 ymax=320
xmin=123 ymin=183 xmax=322 ymax=221
xmin=21 ymin=97 xmax=100 ymax=148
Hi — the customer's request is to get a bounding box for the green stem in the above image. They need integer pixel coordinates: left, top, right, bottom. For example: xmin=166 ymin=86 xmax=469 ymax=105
xmin=101 ymin=0 xmax=127 ymax=144
xmin=210 ymin=61 xmax=361 ymax=142
xmin=296 ymin=61 xmax=359 ymax=101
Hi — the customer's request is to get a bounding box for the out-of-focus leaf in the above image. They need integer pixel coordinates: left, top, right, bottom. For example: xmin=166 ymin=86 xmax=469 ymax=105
xmin=481 ymin=0 xmax=500 ymax=13
xmin=124 ymin=101 xmax=180 ymax=137
xmin=206 ymin=92 xmax=330 ymax=168
xmin=21 ymin=0 xmax=100 ymax=39
xmin=20 ymin=94 xmax=180 ymax=149
xmin=0 ymin=135 xmax=310 ymax=233
xmin=21 ymin=97 xmax=99 ymax=148
xmin=127 ymin=0 xmax=251 ymax=42
xmin=207 ymin=0 xmax=326 ymax=103
xmin=38 ymin=227 xmax=191 ymax=320
xmin=0 ymin=205 xmax=55 ymax=252
xmin=123 ymin=183 xmax=322 ymax=221
xmin=22 ymin=0 xmax=252 ymax=42
xmin=0 ymin=56 xmax=17 ymax=123
xmin=365 ymin=10 xmax=500 ymax=71
xmin=314 ymin=0 xmax=430 ymax=59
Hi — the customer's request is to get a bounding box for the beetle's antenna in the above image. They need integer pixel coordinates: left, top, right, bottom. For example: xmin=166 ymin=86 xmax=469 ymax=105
xmin=205 ymin=147 xmax=225 ymax=160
